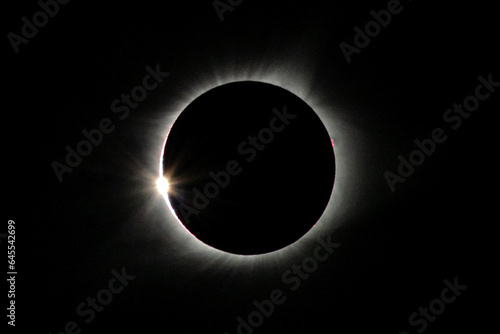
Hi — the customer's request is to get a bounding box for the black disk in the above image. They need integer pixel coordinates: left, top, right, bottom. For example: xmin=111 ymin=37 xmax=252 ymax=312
xmin=162 ymin=81 xmax=335 ymax=255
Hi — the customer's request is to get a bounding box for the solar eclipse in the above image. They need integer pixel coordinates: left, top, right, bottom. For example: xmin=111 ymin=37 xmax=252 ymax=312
xmin=159 ymin=81 xmax=335 ymax=255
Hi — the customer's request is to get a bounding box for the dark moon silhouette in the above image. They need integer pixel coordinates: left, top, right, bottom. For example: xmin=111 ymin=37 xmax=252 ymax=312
xmin=162 ymin=81 xmax=335 ymax=255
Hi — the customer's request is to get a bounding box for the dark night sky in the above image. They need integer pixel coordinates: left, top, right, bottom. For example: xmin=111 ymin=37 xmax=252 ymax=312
xmin=4 ymin=0 xmax=498 ymax=333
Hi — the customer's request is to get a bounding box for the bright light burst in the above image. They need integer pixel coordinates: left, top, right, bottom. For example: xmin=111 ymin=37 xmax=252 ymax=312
xmin=156 ymin=177 xmax=170 ymax=198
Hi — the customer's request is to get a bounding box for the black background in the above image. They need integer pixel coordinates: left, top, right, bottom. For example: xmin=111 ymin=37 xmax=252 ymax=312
xmin=4 ymin=0 xmax=498 ymax=333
